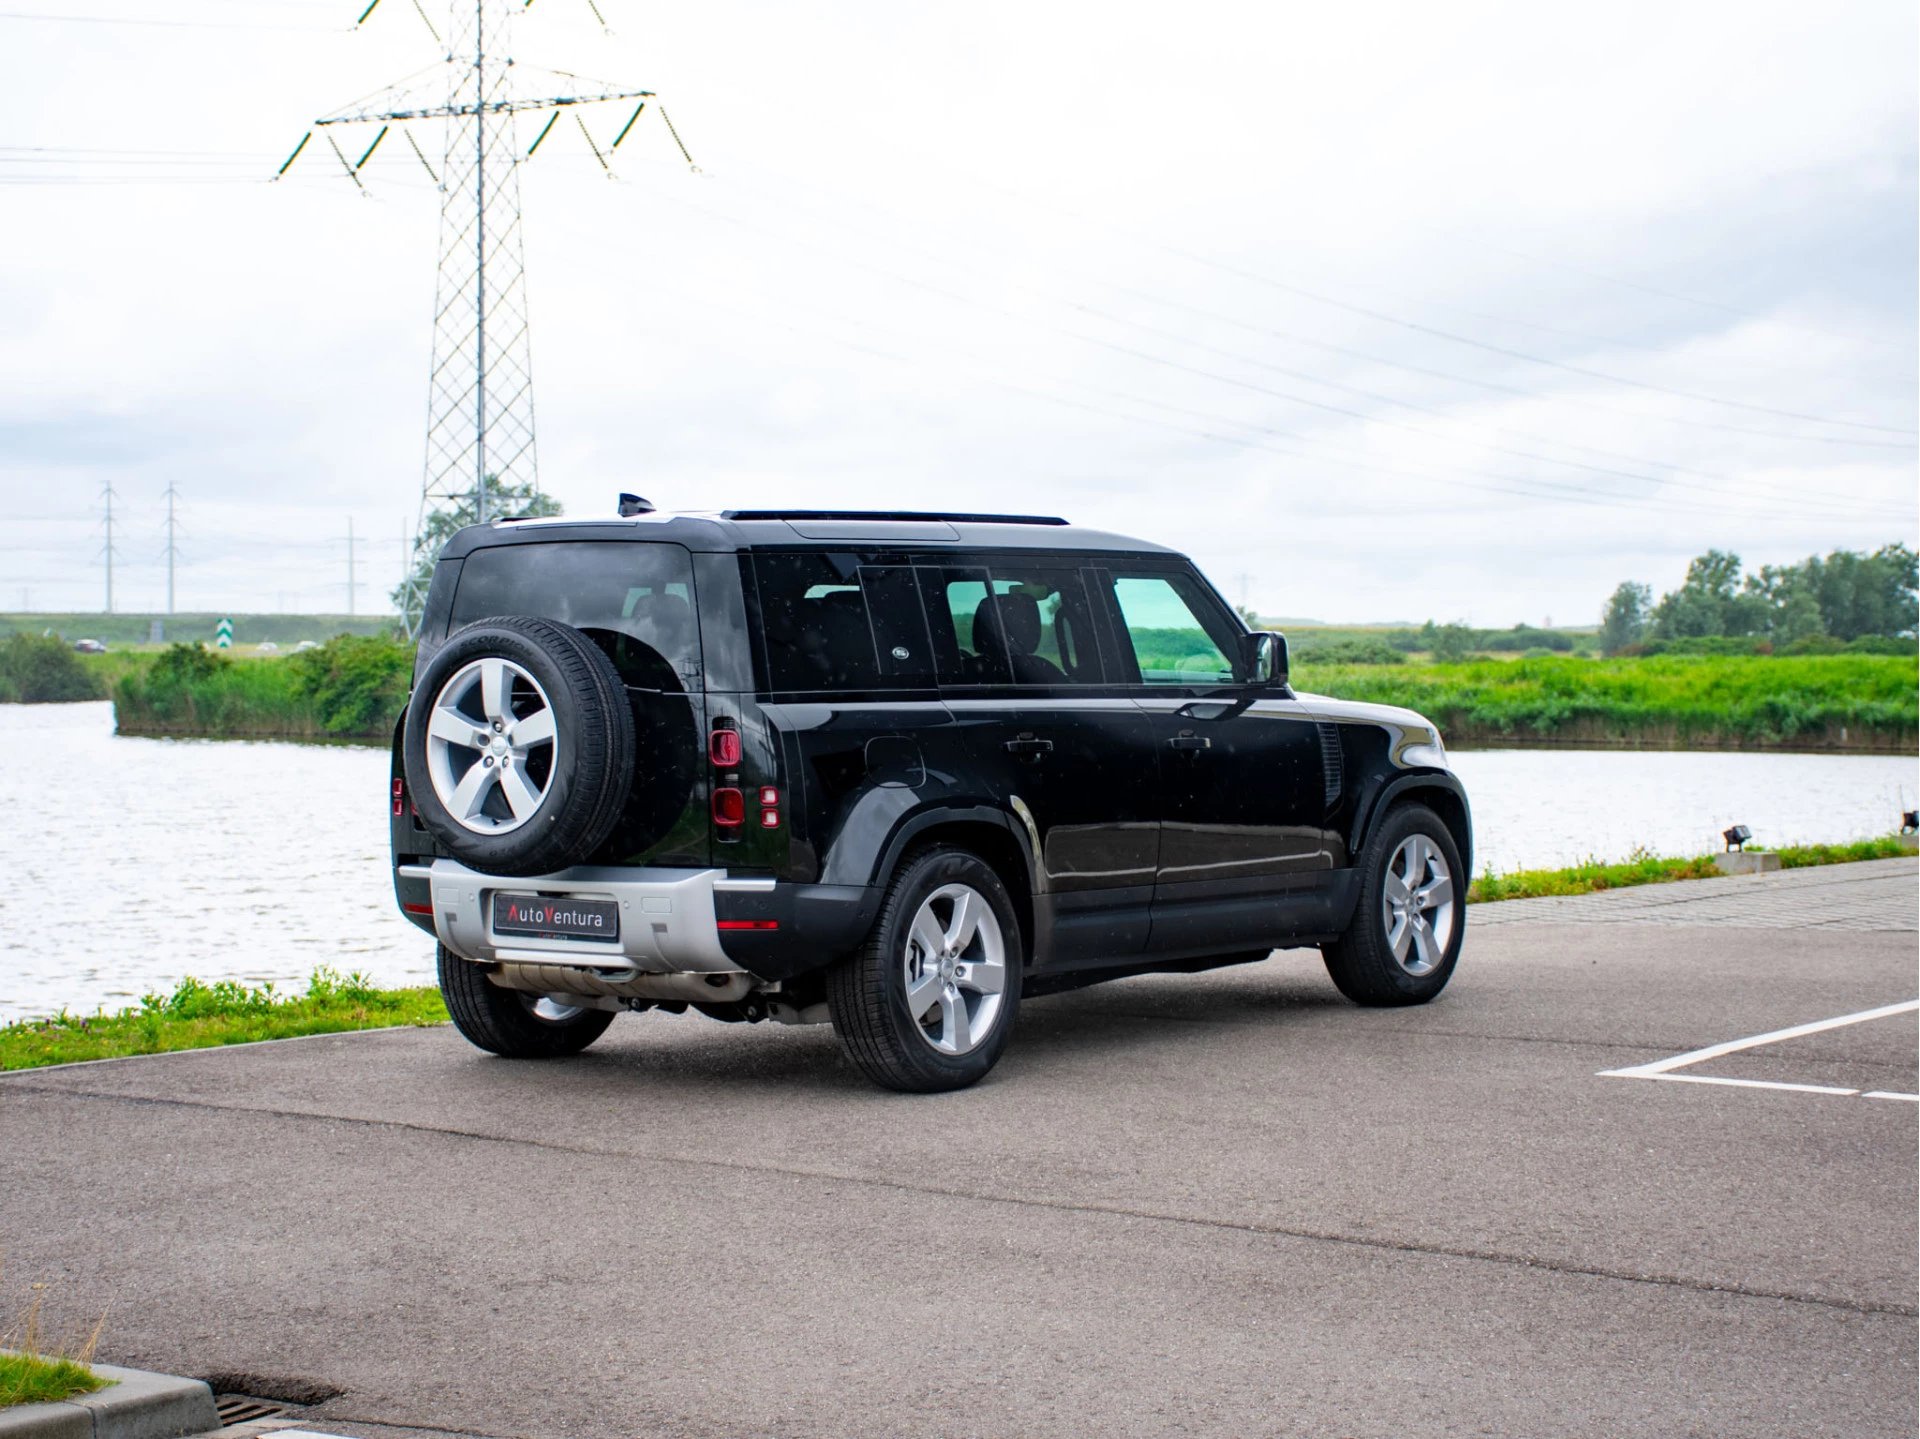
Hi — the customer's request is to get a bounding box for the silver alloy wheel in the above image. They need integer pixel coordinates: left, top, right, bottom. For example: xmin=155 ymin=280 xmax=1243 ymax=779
xmin=423 ymin=656 xmax=560 ymax=835
xmin=902 ymin=882 xmax=1008 ymax=1056
xmin=1381 ymin=833 xmax=1457 ymax=977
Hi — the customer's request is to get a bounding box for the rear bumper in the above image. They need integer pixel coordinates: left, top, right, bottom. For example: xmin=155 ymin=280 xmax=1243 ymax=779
xmin=396 ymin=859 xmax=876 ymax=982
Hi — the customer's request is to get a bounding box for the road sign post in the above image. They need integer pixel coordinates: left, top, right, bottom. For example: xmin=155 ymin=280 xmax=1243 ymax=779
xmin=215 ymin=618 xmax=233 ymax=650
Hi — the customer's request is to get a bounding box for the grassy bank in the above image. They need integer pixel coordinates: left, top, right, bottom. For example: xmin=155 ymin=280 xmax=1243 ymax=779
xmin=0 ymin=612 xmax=397 ymax=647
xmin=110 ymin=635 xmax=412 ymax=741
xmin=51 ymin=634 xmax=1920 ymax=752
xmin=1465 ymin=834 xmax=1914 ymax=902
xmin=1302 ymin=653 xmax=1917 ymax=750
xmin=0 ymin=970 xmax=447 ymax=1072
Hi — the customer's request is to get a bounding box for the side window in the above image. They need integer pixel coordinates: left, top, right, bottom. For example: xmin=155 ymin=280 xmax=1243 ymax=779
xmin=1107 ymin=571 xmax=1241 ymax=687
xmin=917 ymin=567 xmax=1010 ymax=686
xmin=916 ymin=563 xmax=1107 ymax=688
xmin=752 ymin=552 xmax=935 ymax=693
xmin=984 ymin=566 xmax=1104 ymax=685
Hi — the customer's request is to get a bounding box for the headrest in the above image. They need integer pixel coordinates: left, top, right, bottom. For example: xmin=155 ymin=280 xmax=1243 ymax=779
xmin=974 ymin=590 xmax=1042 ymax=659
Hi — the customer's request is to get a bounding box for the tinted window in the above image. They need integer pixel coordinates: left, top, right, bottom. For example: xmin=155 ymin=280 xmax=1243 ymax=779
xmin=753 ymin=552 xmax=935 ymax=693
xmin=919 ymin=566 xmax=1006 ymax=685
xmin=1107 ymin=571 xmax=1241 ymax=687
xmin=449 ymin=540 xmax=699 ymax=691
xmin=918 ymin=562 xmax=1106 ymax=687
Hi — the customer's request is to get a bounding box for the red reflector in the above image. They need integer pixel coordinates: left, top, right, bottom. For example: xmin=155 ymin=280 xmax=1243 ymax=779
xmin=391 ymin=778 xmax=404 ymax=797
xmin=716 ymin=919 xmax=779 ymax=931
xmin=392 ymin=799 xmax=404 ymax=816
xmin=709 ymin=729 xmax=742 ymax=767
xmin=712 ymin=787 xmax=745 ymax=825
xmin=758 ymin=786 xmax=779 ymax=806
xmin=403 ymin=902 xmax=433 ymax=917
xmin=760 ymin=808 xmax=781 ymax=829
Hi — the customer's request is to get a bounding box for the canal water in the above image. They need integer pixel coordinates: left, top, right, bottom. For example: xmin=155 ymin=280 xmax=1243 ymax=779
xmin=2 ymin=702 xmax=1914 ymax=1021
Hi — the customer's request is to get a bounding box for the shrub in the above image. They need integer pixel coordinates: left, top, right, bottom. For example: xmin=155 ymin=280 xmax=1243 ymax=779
xmin=0 ymin=633 xmax=104 ymax=703
xmin=1292 ymin=637 xmax=1406 ymax=666
xmin=285 ymin=634 xmax=414 ymax=736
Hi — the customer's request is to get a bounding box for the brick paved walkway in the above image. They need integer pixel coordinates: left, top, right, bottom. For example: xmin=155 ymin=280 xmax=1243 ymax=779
xmin=1470 ymin=856 xmax=1918 ymax=931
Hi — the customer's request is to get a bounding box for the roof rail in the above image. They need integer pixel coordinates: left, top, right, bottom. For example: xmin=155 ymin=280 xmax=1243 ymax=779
xmin=721 ymin=509 xmax=1069 ymax=526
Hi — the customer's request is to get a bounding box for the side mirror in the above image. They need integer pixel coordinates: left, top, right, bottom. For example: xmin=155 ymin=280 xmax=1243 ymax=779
xmin=1246 ymin=630 xmax=1288 ymax=689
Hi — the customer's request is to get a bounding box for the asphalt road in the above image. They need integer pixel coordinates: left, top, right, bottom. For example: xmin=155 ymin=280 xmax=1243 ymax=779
xmin=4 ymin=860 xmax=1915 ymax=1438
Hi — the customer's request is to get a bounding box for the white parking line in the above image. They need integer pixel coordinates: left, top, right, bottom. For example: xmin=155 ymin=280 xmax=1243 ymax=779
xmin=1599 ymin=999 xmax=1920 ymax=1100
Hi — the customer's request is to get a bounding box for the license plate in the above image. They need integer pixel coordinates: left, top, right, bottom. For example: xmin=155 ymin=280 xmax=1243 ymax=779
xmin=491 ymin=893 xmax=620 ymax=943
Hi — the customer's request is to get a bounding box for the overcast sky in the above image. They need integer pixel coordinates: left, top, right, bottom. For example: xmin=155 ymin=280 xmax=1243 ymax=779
xmin=1 ymin=0 xmax=1914 ymax=625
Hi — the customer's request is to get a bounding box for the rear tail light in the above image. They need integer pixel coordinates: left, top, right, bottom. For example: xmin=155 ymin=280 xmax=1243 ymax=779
xmin=758 ymin=785 xmax=781 ymax=829
xmin=712 ymin=786 xmax=745 ymax=828
xmin=709 ymin=727 xmax=742 ymax=768
xmin=391 ymin=777 xmax=405 ymax=817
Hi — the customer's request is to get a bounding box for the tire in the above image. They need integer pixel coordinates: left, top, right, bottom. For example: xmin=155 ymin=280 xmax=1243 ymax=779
xmin=826 ymin=847 xmax=1024 ymax=1093
xmin=437 ymin=944 xmax=614 ymax=1058
xmin=403 ymin=616 xmax=634 ymax=877
xmin=1322 ymin=802 xmax=1464 ymax=1007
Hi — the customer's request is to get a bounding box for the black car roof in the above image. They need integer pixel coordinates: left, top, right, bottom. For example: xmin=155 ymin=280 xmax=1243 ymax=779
xmin=438 ymin=508 xmax=1179 ymax=560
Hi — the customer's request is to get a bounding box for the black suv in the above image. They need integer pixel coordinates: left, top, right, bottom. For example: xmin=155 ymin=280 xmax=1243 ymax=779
xmin=391 ymin=507 xmax=1471 ymax=1091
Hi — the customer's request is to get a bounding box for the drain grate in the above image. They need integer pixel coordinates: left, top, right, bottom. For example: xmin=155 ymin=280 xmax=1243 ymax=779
xmin=215 ymin=1393 xmax=287 ymax=1427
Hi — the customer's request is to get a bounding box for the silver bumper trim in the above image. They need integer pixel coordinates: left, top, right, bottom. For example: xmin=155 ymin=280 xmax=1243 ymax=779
xmin=398 ymin=859 xmax=740 ymax=975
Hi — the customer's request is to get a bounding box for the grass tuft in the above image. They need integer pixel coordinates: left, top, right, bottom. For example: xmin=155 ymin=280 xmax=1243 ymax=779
xmin=0 ymin=967 xmax=446 ymax=1072
xmin=1468 ymin=834 xmax=1912 ymax=903
xmin=1 ymin=1278 xmax=108 ymax=1409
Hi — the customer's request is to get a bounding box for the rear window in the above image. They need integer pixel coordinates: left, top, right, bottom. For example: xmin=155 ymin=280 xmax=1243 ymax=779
xmin=752 ymin=552 xmax=934 ymax=693
xmin=448 ymin=540 xmax=700 ymax=692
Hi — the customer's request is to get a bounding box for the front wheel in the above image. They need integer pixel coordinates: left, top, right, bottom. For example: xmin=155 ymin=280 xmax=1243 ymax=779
xmin=1322 ymin=803 xmax=1464 ymax=1007
xmin=827 ymin=847 xmax=1023 ymax=1093
xmin=438 ymin=944 xmax=614 ymax=1057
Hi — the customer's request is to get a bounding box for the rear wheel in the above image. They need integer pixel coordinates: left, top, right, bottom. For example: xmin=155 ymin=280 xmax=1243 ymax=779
xmin=827 ymin=847 xmax=1023 ymax=1093
xmin=438 ymin=944 xmax=614 ymax=1058
xmin=1322 ymin=803 xmax=1463 ymax=1006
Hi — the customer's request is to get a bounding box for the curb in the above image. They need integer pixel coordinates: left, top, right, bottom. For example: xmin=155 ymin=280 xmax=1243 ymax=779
xmin=0 ymin=1363 xmax=220 ymax=1439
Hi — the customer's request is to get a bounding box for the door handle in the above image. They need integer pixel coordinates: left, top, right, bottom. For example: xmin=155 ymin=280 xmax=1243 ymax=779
xmin=1005 ymin=736 xmax=1054 ymax=757
xmin=1166 ymin=731 xmax=1211 ymax=751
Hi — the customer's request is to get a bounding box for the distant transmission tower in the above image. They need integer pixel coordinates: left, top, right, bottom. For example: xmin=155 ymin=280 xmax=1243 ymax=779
xmin=98 ymin=484 xmax=119 ymax=614
xmin=282 ymin=0 xmax=692 ymax=633
xmin=162 ymin=482 xmax=182 ymax=615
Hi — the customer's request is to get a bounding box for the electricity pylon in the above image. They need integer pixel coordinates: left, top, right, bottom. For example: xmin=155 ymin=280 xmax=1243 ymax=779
xmin=162 ymin=482 xmax=181 ymax=615
xmin=283 ymin=0 xmax=688 ymax=632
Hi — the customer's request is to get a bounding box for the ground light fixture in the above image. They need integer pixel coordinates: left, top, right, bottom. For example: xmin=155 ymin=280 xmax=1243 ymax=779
xmin=1723 ymin=824 xmax=1753 ymax=852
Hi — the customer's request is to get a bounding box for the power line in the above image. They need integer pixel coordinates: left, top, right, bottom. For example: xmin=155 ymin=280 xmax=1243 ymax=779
xmin=716 ymin=163 xmax=1916 ymax=458
xmin=0 ymin=11 xmax=342 ymax=32
xmin=1160 ymin=243 xmax=1916 ymax=438
xmin=644 ymin=186 xmax=1914 ymax=525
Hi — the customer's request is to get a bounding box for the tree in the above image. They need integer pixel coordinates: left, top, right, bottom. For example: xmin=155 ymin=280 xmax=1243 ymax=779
xmin=1743 ymin=564 xmax=1825 ymax=644
xmin=1650 ymin=549 xmax=1767 ymax=639
xmin=1803 ymin=543 xmax=1918 ymax=640
xmin=1419 ymin=620 xmax=1475 ymax=662
xmin=1598 ymin=581 xmax=1651 ymax=655
xmin=391 ymin=477 xmax=563 ymax=622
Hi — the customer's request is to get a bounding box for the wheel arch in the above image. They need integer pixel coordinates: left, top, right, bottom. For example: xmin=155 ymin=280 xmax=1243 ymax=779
xmin=875 ymin=808 xmax=1039 ymax=970
xmin=1354 ymin=771 xmax=1473 ymax=879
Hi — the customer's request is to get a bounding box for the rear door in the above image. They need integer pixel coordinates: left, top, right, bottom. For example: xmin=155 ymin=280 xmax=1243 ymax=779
xmin=1092 ymin=563 xmax=1333 ymax=953
xmin=919 ymin=557 xmax=1161 ymax=966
